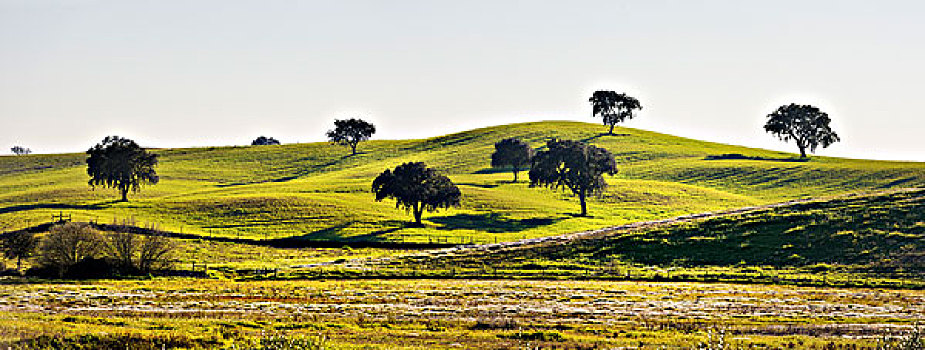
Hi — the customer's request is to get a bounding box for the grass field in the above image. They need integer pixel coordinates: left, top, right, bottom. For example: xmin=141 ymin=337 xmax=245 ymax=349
xmin=2 ymin=121 xmax=923 ymax=245
xmin=1 ymin=279 xmax=922 ymax=349
xmin=359 ymin=188 xmax=924 ymax=288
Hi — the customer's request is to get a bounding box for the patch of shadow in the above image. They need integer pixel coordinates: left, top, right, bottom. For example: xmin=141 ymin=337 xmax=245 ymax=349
xmin=880 ymin=177 xmax=918 ymax=188
xmin=430 ymin=213 xmax=562 ymax=233
xmin=704 ymin=154 xmax=808 ymax=162
xmin=0 ymin=201 xmax=118 ymax=215
xmin=455 ymin=182 xmax=501 ymax=189
xmin=580 ymin=133 xmax=631 ymax=143
xmin=473 ymin=167 xmax=512 ymax=175
xmin=216 ymin=175 xmax=300 ymax=188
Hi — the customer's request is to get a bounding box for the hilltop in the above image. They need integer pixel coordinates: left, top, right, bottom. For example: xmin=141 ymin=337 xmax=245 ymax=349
xmin=1 ymin=121 xmax=923 ymax=244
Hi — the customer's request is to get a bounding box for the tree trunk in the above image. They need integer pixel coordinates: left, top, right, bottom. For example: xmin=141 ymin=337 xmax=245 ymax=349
xmin=413 ymin=202 xmax=423 ymax=226
xmin=798 ymin=145 xmax=807 ymax=158
xmin=512 ymin=169 xmax=519 ymax=182
xmin=16 ymin=257 xmax=22 ymax=273
xmin=579 ymin=190 xmax=588 ymax=217
xmin=608 ymin=124 xmax=615 ymax=135
xmin=350 ymin=142 xmax=358 ymax=155
xmin=121 ymin=188 xmax=129 ymax=202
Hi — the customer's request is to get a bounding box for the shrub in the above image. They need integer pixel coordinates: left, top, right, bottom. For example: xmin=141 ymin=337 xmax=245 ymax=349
xmin=37 ymin=223 xmax=106 ymax=277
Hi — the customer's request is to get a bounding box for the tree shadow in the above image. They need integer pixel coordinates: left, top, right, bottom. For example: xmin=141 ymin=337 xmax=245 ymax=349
xmin=0 ymin=200 xmax=121 ymax=215
xmin=580 ymin=133 xmax=631 ymax=143
xmin=430 ymin=213 xmax=563 ymax=233
xmin=704 ymin=154 xmax=808 ymax=162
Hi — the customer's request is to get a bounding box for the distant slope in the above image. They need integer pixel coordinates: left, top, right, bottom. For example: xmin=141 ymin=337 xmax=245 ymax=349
xmin=1 ymin=121 xmax=923 ymax=243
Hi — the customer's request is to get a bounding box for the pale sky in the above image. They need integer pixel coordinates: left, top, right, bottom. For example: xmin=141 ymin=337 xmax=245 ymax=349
xmin=1 ymin=1 xmax=923 ymax=161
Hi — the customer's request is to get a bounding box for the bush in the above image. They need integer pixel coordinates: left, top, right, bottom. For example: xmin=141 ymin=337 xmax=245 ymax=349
xmin=36 ymin=223 xmax=105 ymax=277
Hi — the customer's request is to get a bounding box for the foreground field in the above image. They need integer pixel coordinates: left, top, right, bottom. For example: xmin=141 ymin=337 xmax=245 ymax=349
xmin=2 ymin=121 xmax=923 ymax=244
xmin=0 ymin=279 xmax=922 ymax=349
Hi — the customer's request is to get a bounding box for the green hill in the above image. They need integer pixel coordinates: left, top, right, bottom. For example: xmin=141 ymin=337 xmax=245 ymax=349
xmin=1 ymin=121 xmax=923 ymax=244
xmin=367 ymin=189 xmax=925 ymax=287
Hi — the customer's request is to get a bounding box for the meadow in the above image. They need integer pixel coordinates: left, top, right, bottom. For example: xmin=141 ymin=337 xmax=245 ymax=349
xmin=1 ymin=121 xmax=923 ymax=245
xmin=1 ymin=121 xmax=924 ymax=348
xmin=0 ymin=279 xmax=922 ymax=349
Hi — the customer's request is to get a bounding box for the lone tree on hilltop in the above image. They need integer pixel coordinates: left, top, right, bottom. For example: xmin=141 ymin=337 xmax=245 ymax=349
xmin=589 ymin=91 xmax=642 ymax=135
xmin=327 ymin=118 xmax=376 ymax=155
xmin=764 ymin=103 xmax=840 ymax=158
xmin=251 ymin=136 xmax=281 ymax=146
xmin=1 ymin=230 xmax=38 ymax=273
xmin=10 ymin=146 xmax=31 ymax=156
xmin=86 ymin=136 xmax=159 ymax=202
xmin=491 ymin=138 xmax=535 ymax=182
xmin=529 ymin=139 xmax=618 ymax=216
xmin=372 ymin=162 xmax=461 ymax=226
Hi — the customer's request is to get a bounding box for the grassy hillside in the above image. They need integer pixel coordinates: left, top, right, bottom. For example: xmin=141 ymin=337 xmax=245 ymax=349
xmin=1 ymin=121 xmax=923 ymax=243
xmin=372 ymin=189 xmax=924 ymax=288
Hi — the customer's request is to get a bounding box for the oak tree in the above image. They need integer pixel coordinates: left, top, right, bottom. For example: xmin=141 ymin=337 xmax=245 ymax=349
xmin=589 ymin=91 xmax=642 ymax=135
xmin=491 ymin=138 xmax=534 ymax=182
xmin=529 ymin=139 xmax=617 ymax=216
xmin=86 ymin=136 xmax=159 ymax=201
xmin=764 ymin=103 xmax=840 ymax=158
xmin=372 ymin=162 xmax=461 ymax=226
xmin=327 ymin=118 xmax=376 ymax=155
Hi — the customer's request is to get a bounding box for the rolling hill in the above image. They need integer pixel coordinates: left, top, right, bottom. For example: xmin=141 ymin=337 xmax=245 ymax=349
xmin=1 ymin=121 xmax=923 ymax=244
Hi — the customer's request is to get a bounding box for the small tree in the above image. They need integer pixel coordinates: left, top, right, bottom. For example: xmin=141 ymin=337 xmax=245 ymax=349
xmin=38 ymin=223 xmax=105 ymax=277
xmin=529 ymin=139 xmax=618 ymax=216
xmin=372 ymin=162 xmax=461 ymax=226
xmin=764 ymin=103 xmax=840 ymax=158
xmin=589 ymin=91 xmax=642 ymax=135
xmin=251 ymin=136 xmax=281 ymax=146
xmin=1 ymin=231 xmax=38 ymax=272
xmin=327 ymin=118 xmax=376 ymax=155
xmin=10 ymin=146 xmax=31 ymax=156
xmin=86 ymin=136 xmax=159 ymax=201
xmin=491 ymin=138 xmax=535 ymax=182
xmin=137 ymin=233 xmax=175 ymax=274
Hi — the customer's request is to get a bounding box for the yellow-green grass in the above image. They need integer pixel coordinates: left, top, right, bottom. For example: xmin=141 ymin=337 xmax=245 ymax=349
xmin=0 ymin=278 xmax=921 ymax=349
xmin=370 ymin=189 xmax=924 ymax=288
xmin=1 ymin=121 xmax=923 ymax=244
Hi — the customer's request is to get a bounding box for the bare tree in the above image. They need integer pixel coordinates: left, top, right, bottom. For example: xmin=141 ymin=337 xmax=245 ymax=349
xmin=107 ymin=231 xmax=137 ymax=272
xmin=38 ymin=223 xmax=105 ymax=277
xmin=137 ymin=233 xmax=175 ymax=273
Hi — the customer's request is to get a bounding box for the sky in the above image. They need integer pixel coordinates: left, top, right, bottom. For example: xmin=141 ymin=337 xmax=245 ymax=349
xmin=1 ymin=0 xmax=923 ymax=161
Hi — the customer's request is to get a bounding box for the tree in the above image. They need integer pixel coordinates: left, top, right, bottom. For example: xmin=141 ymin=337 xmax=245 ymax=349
xmin=251 ymin=136 xmax=281 ymax=146
xmin=589 ymin=91 xmax=642 ymax=135
xmin=764 ymin=104 xmax=840 ymax=158
xmin=107 ymin=231 xmax=175 ymax=274
xmin=10 ymin=146 xmax=31 ymax=156
xmin=491 ymin=138 xmax=535 ymax=182
xmin=38 ymin=223 xmax=105 ymax=277
xmin=1 ymin=230 xmax=38 ymax=272
xmin=326 ymin=118 xmax=376 ymax=155
xmin=86 ymin=136 xmax=159 ymax=201
xmin=372 ymin=162 xmax=461 ymax=226
xmin=529 ymin=139 xmax=618 ymax=216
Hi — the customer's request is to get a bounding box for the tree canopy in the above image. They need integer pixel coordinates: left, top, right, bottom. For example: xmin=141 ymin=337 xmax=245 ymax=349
xmin=1 ymin=230 xmax=38 ymax=272
xmin=327 ymin=118 xmax=376 ymax=155
xmin=491 ymin=138 xmax=535 ymax=182
xmin=589 ymin=90 xmax=642 ymax=135
xmin=372 ymin=162 xmax=461 ymax=225
xmin=764 ymin=103 xmax=840 ymax=158
xmin=251 ymin=136 xmax=281 ymax=146
xmin=86 ymin=136 xmax=159 ymax=201
xmin=529 ymin=139 xmax=618 ymax=216
xmin=10 ymin=146 xmax=31 ymax=156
